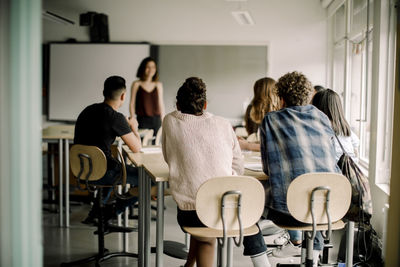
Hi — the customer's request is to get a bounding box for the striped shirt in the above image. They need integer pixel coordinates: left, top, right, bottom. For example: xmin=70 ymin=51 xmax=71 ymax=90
xmin=260 ymin=105 xmax=340 ymax=214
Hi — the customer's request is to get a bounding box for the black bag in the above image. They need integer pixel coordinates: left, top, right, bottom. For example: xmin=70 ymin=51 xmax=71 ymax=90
xmin=335 ymin=136 xmax=373 ymax=223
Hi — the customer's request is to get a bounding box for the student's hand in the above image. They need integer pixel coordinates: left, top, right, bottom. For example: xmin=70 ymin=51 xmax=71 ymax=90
xmin=237 ymin=136 xmax=249 ymax=150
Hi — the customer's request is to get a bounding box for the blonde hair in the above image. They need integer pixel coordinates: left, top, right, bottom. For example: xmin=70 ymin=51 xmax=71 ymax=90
xmin=249 ymin=77 xmax=279 ymax=124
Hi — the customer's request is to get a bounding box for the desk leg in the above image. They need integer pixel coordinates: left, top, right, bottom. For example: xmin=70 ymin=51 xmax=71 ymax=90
xmin=156 ymin=181 xmax=165 ymax=267
xmin=65 ymin=139 xmax=70 ymax=228
xmin=58 ymin=139 xmax=63 ymax=227
xmin=346 ymin=221 xmax=354 ymax=267
xmin=138 ymin=166 xmax=145 ymax=267
xmin=144 ymin=172 xmax=151 ymax=267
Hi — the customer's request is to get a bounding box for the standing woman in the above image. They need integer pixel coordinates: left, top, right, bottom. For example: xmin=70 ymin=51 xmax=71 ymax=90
xmin=130 ymin=57 xmax=165 ymax=135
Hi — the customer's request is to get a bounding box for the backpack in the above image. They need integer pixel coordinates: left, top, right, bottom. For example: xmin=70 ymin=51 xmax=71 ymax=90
xmin=335 ymin=136 xmax=373 ymax=223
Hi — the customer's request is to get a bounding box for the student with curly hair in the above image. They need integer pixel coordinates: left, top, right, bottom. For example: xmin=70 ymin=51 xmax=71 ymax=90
xmin=260 ymin=72 xmax=340 ymax=266
xmin=240 ymin=77 xmax=279 ymax=151
xmin=162 ymin=77 xmax=270 ymax=267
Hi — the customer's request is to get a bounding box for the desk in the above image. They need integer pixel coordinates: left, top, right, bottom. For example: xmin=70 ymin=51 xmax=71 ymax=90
xmin=123 ymin=146 xmax=267 ymax=267
xmin=42 ymin=125 xmax=151 ymax=228
xmin=42 ymin=125 xmax=74 ymax=227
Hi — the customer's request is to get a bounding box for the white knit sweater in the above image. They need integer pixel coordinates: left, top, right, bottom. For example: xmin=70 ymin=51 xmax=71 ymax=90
xmin=162 ymin=110 xmax=244 ymax=210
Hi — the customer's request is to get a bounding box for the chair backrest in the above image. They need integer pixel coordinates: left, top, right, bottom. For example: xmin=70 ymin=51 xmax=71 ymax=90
xmin=155 ymin=127 xmax=162 ymax=146
xmin=246 ymin=132 xmax=258 ymax=143
xmin=70 ymin=144 xmax=107 ymax=181
xmin=235 ymin=127 xmax=248 ymax=138
xmin=141 ymin=129 xmax=154 ymax=146
xmin=195 ymin=176 xmax=265 ymax=230
xmin=287 ymin=172 xmax=351 ymax=224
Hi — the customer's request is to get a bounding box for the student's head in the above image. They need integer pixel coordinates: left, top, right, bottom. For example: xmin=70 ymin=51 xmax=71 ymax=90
xmin=275 ymin=71 xmax=313 ymax=107
xmin=250 ymin=77 xmax=279 ymax=123
xmin=314 ymin=85 xmax=325 ymax=93
xmin=176 ymin=77 xmax=207 ymax=115
xmin=136 ymin=57 xmax=159 ymax=81
xmin=312 ymin=89 xmax=351 ymax=136
xmin=103 ymin=76 xmax=126 ymax=101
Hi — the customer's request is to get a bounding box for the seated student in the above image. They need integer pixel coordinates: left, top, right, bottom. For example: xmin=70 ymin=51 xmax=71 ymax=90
xmin=259 ymin=72 xmax=340 ymax=266
xmin=162 ymin=77 xmax=270 ymax=267
xmin=239 ymin=77 xmax=279 ymax=152
xmin=312 ymin=88 xmax=360 ymax=163
xmin=74 ymin=75 xmax=142 ymax=224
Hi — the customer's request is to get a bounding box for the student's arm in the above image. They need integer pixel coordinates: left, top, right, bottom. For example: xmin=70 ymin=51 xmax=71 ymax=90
xmin=231 ymin=129 xmax=244 ymax=175
xmin=238 ymin=136 xmax=261 ymax=152
xmin=157 ymin=82 xmax=165 ymax=120
xmin=121 ymin=117 xmax=142 ymax=152
xmin=259 ymin=124 xmax=270 ymax=176
xmin=129 ymin=81 xmax=140 ymax=118
xmin=161 ymin=119 xmax=168 ymax=162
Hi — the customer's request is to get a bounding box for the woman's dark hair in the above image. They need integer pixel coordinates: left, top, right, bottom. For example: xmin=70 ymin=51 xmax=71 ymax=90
xmin=136 ymin=57 xmax=159 ymax=81
xmin=314 ymin=85 xmax=325 ymax=92
xmin=312 ymin=88 xmax=351 ymax=136
xmin=176 ymin=77 xmax=207 ymax=115
xmin=103 ymin=75 xmax=126 ymax=100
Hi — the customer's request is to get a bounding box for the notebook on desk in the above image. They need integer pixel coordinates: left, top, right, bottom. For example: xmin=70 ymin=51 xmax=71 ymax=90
xmin=244 ymin=163 xmax=263 ymax=172
xmin=140 ymin=147 xmax=162 ymax=153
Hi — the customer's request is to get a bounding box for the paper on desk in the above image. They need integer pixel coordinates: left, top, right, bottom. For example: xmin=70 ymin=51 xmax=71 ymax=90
xmin=244 ymin=163 xmax=263 ymax=172
xmin=140 ymin=147 xmax=162 ymax=153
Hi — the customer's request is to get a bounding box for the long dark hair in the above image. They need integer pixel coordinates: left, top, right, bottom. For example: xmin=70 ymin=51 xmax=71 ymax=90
xmin=312 ymin=89 xmax=351 ymax=136
xmin=136 ymin=57 xmax=159 ymax=81
xmin=176 ymin=77 xmax=207 ymax=115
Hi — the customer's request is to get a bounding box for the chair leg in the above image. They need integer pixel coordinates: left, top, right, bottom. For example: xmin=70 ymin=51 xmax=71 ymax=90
xmin=227 ymin=238 xmax=233 ymax=267
xmin=305 ymin=232 xmax=314 ymax=267
xmin=60 ymin=188 xmax=138 ymax=266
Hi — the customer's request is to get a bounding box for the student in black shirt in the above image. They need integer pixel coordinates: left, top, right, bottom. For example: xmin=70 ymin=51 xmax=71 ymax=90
xmin=74 ymin=75 xmax=142 ymax=223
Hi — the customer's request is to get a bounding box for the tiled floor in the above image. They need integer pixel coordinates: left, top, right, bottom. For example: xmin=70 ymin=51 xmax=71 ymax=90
xmin=43 ymin=196 xmax=342 ymax=266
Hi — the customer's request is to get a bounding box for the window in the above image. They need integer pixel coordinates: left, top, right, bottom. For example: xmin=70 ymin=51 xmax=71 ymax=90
xmin=329 ymin=0 xmax=396 ymax=187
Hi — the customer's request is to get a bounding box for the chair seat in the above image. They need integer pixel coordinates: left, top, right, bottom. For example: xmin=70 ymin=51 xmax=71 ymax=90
xmin=274 ymin=220 xmax=345 ymax=231
xmin=183 ymin=224 xmax=259 ymax=239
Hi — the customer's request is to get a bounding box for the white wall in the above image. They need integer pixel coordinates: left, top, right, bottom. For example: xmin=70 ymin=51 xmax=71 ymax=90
xmin=43 ymin=0 xmax=328 ymax=112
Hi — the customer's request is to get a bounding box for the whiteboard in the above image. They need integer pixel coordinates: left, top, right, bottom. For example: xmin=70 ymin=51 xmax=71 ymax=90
xmin=48 ymin=43 xmax=150 ymax=121
xmin=158 ymin=45 xmax=268 ymax=124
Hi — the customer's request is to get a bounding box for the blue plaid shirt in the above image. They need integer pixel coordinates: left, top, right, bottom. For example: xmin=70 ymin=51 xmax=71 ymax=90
xmin=260 ymin=105 xmax=340 ymax=214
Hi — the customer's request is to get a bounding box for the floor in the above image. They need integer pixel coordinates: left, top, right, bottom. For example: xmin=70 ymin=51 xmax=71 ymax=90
xmin=42 ymin=195 xmax=344 ymax=267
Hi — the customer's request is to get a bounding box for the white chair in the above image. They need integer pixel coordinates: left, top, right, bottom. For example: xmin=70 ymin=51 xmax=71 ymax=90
xmin=274 ymin=173 xmax=351 ymax=267
xmin=155 ymin=126 xmax=162 ymax=146
xmin=184 ymin=176 xmax=265 ymax=267
xmin=141 ymin=129 xmax=154 ymax=146
xmin=61 ymin=144 xmax=137 ymax=266
xmin=234 ymin=127 xmax=248 ymax=138
xmin=246 ymin=132 xmax=258 ymax=143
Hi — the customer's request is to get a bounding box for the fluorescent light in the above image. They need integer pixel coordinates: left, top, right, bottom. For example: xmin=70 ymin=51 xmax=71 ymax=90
xmin=231 ymin=11 xmax=255 ymax=25
xmin=42 ymin=11 xmax=75 ymax=25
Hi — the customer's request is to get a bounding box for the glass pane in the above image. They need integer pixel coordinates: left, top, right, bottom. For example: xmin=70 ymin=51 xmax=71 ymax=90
xmin=350 ymin=0 xmax=373 ymax=38
xmin=360 ymin=38 xmax=373 ymax=162
xmin=333 ymin=43 xmax=345 ymax=101
xmin=349 ymin=45 xmax=362 ymax=139
xmin=334 ymin=5 xmax=346 ymax=41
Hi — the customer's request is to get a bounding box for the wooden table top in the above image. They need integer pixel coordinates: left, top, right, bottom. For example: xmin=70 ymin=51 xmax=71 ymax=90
xmin=123 ymin=146 xmax=268 ymax=182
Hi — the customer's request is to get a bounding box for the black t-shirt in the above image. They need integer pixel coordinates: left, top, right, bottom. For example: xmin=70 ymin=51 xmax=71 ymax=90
xmin=74 ymin=102 xmax=131 ymax=169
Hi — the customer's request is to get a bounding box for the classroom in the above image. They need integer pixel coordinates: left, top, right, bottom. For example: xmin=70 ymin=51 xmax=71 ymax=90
xmin=0 ymin=0 xmax=399 ymax=266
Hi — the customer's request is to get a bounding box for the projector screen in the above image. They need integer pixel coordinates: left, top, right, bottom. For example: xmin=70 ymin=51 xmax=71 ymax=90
xmin=48 ymin=43 xmax=150 ymax=121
